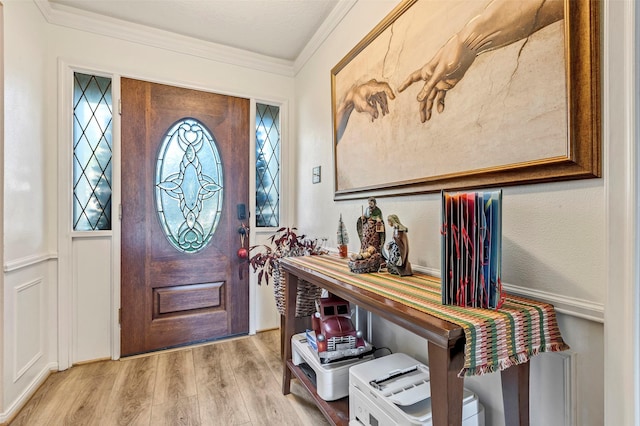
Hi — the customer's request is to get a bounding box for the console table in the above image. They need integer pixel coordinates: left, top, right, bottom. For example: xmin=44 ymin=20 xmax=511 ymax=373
xmin=280 ymin=255 xmax=568 ymax=426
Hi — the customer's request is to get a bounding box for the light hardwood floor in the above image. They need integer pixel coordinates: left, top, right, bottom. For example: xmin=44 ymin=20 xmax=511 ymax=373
xmin=8 ymin=330 xmax=330 ymax=426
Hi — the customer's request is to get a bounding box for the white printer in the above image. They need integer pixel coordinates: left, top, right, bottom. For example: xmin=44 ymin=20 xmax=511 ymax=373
xmin=349 ymin=353 xmax=484 ymax=426
xmin=292 ymin=332 xmax=374 ymax=401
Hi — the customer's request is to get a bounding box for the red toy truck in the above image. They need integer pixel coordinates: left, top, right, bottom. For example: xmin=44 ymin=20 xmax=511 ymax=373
xmin=311 ymin=294 xmax=372 ymax=363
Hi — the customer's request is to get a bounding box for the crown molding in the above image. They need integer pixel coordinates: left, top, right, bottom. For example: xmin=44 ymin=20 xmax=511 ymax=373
xmin=33 ymin=0 xmax=295 ymax=77
xmin=294 ymin=0 xmax=357 ymax=75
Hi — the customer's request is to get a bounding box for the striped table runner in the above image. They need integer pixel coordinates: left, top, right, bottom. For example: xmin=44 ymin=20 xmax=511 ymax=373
xmin=286 ymin=255 xmax=569 ymax=377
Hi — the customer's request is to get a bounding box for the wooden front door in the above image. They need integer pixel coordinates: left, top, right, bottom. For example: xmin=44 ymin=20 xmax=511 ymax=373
xmin=120 ymin=78 xmax=249 ymax=356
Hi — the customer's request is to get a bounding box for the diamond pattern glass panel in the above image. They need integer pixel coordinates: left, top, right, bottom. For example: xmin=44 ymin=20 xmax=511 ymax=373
xmin=155 ymin=118 xmax=223 ymax=253
xmin=73 ymin=73 xmax=113 ymax=231
xmin=256 ymin=104 xmax=280 ymax=227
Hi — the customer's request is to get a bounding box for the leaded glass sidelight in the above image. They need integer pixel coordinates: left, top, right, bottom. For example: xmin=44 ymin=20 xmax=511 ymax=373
xmin=73 ymin=72 xmax=113 ymax=231
xmin=155 ymin=118 xmax=223 ymax=253
xmin=256 ymin=103 xmax=280 ymax=227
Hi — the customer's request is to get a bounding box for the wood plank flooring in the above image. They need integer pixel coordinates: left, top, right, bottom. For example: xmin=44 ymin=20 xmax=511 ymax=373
xmin=8 ymin=330 xmax=330 ymax=426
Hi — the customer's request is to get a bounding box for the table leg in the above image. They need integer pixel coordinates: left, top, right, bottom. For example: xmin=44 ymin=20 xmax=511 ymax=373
xmin=501 ymin=360 xmax=530 ymax=426
xmin=280 ymin=314 xmax=285 ymax=360
xmin=281 ymin=271 xmax=298 ymax=395
xmin=428 ymin=339 xmax=465 ymax=426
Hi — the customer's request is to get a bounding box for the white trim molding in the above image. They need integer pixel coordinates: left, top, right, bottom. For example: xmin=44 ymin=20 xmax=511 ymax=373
xmin=563 ymin=351 xmax=578 ymax=426
xmin=413 ymin=265 xmax=604 ymax=323
xmin=0 ymin=362 xmax=57 ymax=424
xmin=4 ymin=252 xmax=57 ymax=273
xmin=501 ymin=284 xmax=604 ymax=324
xmin=34 ymin=0 xmax=355 ymax=78
xmin=603 ymin=0 xmax=639 ymax=424
xmin=293 ymin=0 xmax=357 ymax=74
xmin=34 ymin=0 xmax=293 ymax=76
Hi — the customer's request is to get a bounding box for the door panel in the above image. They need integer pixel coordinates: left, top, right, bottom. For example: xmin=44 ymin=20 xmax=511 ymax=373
xmin=120 ymin=78 xmax=249 ymax=356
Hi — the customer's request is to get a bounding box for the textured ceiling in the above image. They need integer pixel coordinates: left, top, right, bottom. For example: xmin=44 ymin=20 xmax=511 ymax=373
xmin=48 ymin=0 xmax=341 ymax=61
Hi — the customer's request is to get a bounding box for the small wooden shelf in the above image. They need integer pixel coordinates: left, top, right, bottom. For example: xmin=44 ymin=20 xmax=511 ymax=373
xmin=286 ymin=360 xmax=349 ymax=426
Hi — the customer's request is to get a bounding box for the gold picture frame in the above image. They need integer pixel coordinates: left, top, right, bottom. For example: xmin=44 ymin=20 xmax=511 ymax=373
xmin=331 ymin=0 xmax=600 ymax=200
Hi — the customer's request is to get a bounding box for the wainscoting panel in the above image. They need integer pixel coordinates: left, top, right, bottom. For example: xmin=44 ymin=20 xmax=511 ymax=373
xmin=73 ymin=237 xmax=112 ymax=363
xmin=3 ymin=256 xmax=58 ymax=423
xmin=531 ymin=351 xmax=576 ymax=426
xmin=14 ymin=278 xmax=43 ymax=382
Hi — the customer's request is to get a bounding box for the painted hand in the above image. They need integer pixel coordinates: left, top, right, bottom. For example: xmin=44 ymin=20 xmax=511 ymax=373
xmin=349 ymin=79 xmax=396 ymax=121
xmin=336 ymin=79 xmax=396 ymax=142
xmin=398 ymin=34 xmax=476 ymax=123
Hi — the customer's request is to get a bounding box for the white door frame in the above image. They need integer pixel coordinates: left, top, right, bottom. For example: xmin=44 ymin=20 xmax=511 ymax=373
xmin=57 ymin=59 xmax=290 ymax=366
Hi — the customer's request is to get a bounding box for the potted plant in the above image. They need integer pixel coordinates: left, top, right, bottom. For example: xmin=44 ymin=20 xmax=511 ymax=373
xmin=249 ymin=227 xmax=327 ymax=316
xmin=337 ymin=214 xmax=349 ymax=258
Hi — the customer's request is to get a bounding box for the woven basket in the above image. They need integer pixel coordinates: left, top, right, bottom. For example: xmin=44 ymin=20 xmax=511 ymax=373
xmin=272 ymin=259 xmax=322 ymax=317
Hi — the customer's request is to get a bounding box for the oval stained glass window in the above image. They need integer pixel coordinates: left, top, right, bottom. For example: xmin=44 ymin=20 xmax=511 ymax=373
xmin=155 ymin=118 xmax=223 ymax=253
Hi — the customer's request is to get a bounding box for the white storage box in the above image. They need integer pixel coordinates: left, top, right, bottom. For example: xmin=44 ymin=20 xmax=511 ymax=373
xmin=349 ymin=353 xmax=484 ymax=426
xmin=291 ymin=332 xmax=374 ymax=401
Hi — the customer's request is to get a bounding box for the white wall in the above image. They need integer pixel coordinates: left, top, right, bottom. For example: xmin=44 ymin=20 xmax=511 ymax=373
xmin=1 ymin=0 xmax=636 ymax=424
xmin=293 ymin=1 xmax=617 ymax=425
xmin=3 ymin=1 xmax=58 ymax=420
xmin=1 ymin=0 xmax=291 ymax=419
xmin=4 ymin=2 xmax=50 ymax=262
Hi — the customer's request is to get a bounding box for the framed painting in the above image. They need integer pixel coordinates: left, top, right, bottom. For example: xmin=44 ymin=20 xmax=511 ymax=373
xmin=331 ymin=0 xmax=600 ymax=200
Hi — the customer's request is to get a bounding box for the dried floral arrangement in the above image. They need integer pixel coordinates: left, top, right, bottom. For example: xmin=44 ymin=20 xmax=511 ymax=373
xmin=248 ymin=227 xmax=327 ymax=286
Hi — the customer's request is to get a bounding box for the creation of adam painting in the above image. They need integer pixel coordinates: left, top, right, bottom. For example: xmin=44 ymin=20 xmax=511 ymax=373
xmin=331 ymin=0 xmax=600 ymax=200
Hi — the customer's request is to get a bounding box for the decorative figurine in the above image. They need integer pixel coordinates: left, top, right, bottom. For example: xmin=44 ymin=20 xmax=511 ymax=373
xmin=356 ymin=197 xmax=385 ymax=247
xmin=383 ymin=214 xmax=413 ymax=276
xmin=349 ymin=197 xmax=384 ymax=273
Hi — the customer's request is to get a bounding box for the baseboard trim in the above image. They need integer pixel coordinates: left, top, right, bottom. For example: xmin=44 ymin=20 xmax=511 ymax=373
xmin=0 ymin=362 xmax=58 ymax=424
